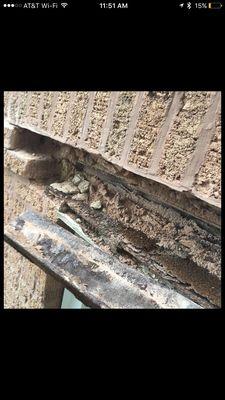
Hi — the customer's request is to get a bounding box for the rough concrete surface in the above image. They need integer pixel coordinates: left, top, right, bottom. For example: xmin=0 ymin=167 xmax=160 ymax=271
xmin=84 ymin=91 xmax=111 ymax=149
xmin=83 ymin=175 xmax=220 ymax=305
xmin=40 ymin=92 xmax=55 ymax=131
xmin=194 ymin=108 xmax=221 ymax=199
xmin=4 ymin=149 xmax=58 ymax=180
xmin=4 ymin=169 xmax=64 ymax=308
xmin=51 ymin=92 xmax=71 ymax=137
xmin=159 ymin=92 xmax=212 ymax=182
xmin=4 ymin=91 xmax=221 ymax=205
xmin=4 ymin=242 xmax=47 ymax=309
xmin=4 ymin=91 xmax=221 ymax=308
xmin=66 ymin=92 xmax=90 ymax=143
xmin=105 ymin=91 xmax=136 ymax=159
xmin=129 ymin=91 xmax=173 ymax=168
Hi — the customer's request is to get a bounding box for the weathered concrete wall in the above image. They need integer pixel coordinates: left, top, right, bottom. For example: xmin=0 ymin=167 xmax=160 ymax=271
xmin=4 ymin=242 xmax=63 ymax=309
xmin=4 ymin=91 xmax=221 ymax=205
xmin=4 ymin=150 xmax=64 ymax=308
xmin=4 ymin=91 xmax=221 ymax=308
xmin=4 ymin=242 xmax=46 ymax=309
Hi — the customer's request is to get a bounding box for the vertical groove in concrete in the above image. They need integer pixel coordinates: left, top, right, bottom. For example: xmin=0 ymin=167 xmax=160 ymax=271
xmin=148 ymin=91 xmax=185 ymax=175
xmin=18 ymin=92 xmax=30 ymax=126
xmin=4 ymin=92 xmax=10 ymax=118
xmin=63 ymin=91 xmax=76 ymax=140
xmin=24 ymin=92 xmax=33 ymax=122
xmin=77 ymin=91 xmax=96 ymax=148
xmin=181 ymin=92 xmax=220 ymax=189
xmin=47 ymin=92 xmax=59 ymax=132
xmin=15 ymin=92 xmax=23 ymax=125
xmin=98 ymin=92 xmax=120 ymax=155
xmin=120 ymin=92 xmax=146 ymax=167
xmin=8 ymin=92 xmax=20 ymax=124
xmin=37 ymin=91 xmax=45 ymax=130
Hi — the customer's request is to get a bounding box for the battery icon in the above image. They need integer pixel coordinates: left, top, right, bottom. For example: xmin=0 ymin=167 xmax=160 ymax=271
xmin=208 ymin=2 xmax=223 ymax=8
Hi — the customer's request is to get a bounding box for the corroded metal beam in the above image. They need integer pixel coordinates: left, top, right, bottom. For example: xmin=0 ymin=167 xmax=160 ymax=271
xmin=4 ymin=210 xmax=202 ymax=309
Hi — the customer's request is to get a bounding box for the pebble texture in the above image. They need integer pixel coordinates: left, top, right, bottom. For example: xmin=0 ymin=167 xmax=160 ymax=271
xmin=194 ymin=108 xmax=221 ymax=199
xmin=159 ymin=92 xmax=211 ymax=182
xmin=25 ymin=92 xmax=43 ymax=127
xmin=105 ymin=92 xmax=136 ymax=159
xmin=66 ymin=92 xmax=89 ymax=144
xmin=40 ymin=92 xmax=55 ymax=131
xmin=4 ymin=91 xmax=221 ymax=205
xmin=51 ymin=92 xmax=71 ymax=137
xmin=128 ymin=91 xmax=173 ymax=168
xmin=4 ymin=91 xmax=221 ymax=308
xmin=84 ymin=91 xmax=111 ymax=149
xmin=4 ymin=242 xmax=46 ymax=309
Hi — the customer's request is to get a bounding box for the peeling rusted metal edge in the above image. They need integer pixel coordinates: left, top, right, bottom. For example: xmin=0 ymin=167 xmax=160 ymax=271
xmin=77 ymin=91 xmax=96 ymax=148
xmin=98 ymin=91 xmax=120 ymax=154
xmin=181 ymin=91 xmax=221 ymax=188
xmin=148 ymin=91 xmax=185 ymax=175
xmin=120 ymin=92 xmax=146 ymax=167
xmin=4 ymin=211 xmax=202 ymax=309
xmin=4 ymin=232 xmax=107 ymax=309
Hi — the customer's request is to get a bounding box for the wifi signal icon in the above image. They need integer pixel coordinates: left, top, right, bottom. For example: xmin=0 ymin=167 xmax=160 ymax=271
xmin=61 ymin=2 xmax=68 ymax=7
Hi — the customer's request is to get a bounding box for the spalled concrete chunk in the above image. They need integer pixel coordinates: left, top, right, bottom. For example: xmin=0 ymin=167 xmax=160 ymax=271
xmin=4 ymin=124 xmax=24 ymax=150
xmin=90 ymin=200 xmax=102 ymax=210
xmin=50 ymin=181 xmax=79 ymax=194
xmin=72 ymin=173 xmax=83 ymax=185
xmin=4 ymin=149 xmax=60 ymax=180
xmin=78 ymin=180 xmax=90 ymax=193
xmin=72 ymin=193 xmax=88 ymax=201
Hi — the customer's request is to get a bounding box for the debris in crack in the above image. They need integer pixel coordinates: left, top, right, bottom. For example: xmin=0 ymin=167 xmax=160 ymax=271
xmin=50 ymin=181 xmax=79 ymax=195
xmin=78 ymin=180 xmax=90 ymax=193
xmin=72 ymin=173 xmax=83 ymax=185
xmin=90 ymin=200 xmax=102 ymax=210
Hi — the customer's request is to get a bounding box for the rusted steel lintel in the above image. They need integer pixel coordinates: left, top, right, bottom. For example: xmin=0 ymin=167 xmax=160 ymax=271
xmin=4 ymin=211 xmax=202 ymax=309
xmin=4 ymin=232 xmax=108 ymax=309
